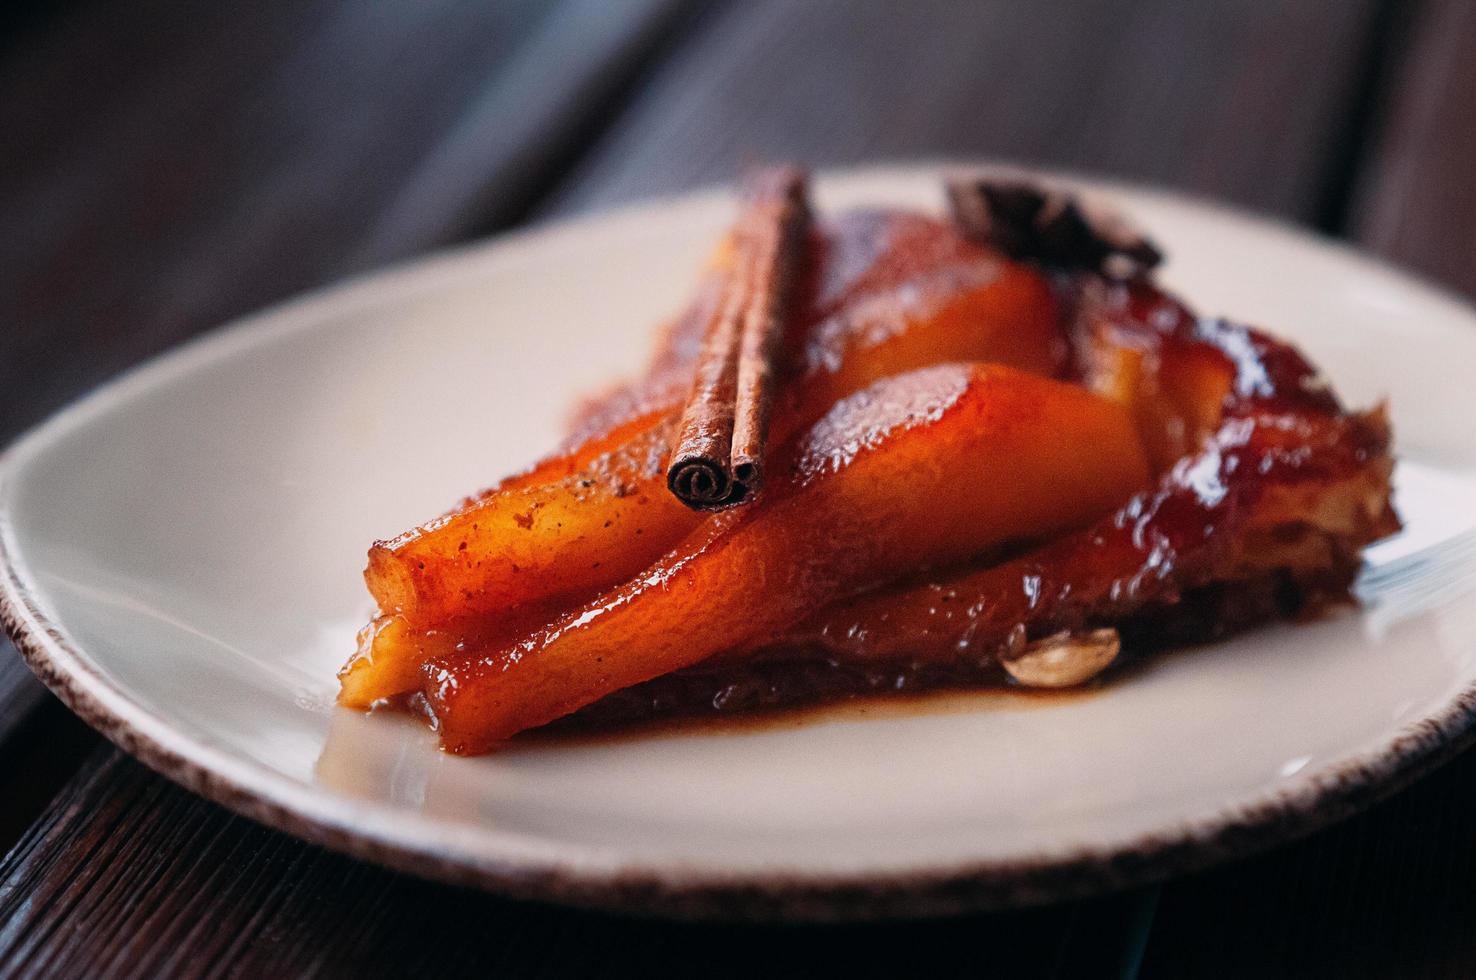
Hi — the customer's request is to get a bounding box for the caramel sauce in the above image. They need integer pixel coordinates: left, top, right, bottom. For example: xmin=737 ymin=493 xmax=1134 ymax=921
xmin=514 ymin=673 xmax=1110 ymax=750
xmin=345 ymin=207 xmax=1400 ymax=755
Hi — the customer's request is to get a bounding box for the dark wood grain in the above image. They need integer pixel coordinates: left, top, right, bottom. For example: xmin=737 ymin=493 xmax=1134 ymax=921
xmin=0 ymin=647 xmax=98 ymax=854
xmin=1351 ymin=0 xmax=1476 ymax=297
xmin=0 ymin=643 xmax=47 ymax=748
xmin=0 ymin=0 xmax=695 ymax=829
xmin=0 ymin=698 xmax=95 ymax=859
xmin=1140 ymin=751 xmax=1476 ymax=980
xmin=0 ymin=0 xmax=693 ymax=442
xmin=0 ymin=636 xmax=102 ymax=854
xmin=549 ymin=0 xmax=1381 ymax=222
xmin=1138 ymin=2 xmax=1476 ymax=975
xmin=0 ymin=752 xmax=1151 ymax=979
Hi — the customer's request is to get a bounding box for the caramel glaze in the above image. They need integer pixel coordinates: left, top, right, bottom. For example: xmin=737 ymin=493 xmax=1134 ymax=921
xmin=533 ymin=567 xmax=1341 ymax=737
xmin=392 ymin=565 xmax=1348 ymax=741
xmin=424 ymin=363 xmax=1148 ymax=752
xmin=487 ymin=276 xmax=1399 ymax=734
xmin=358 ymin=210 xmax=1057 ymax=632
xmin=765 ymin=278 xmax=1397 ymax=664
xmin=354 ymin=215 xmax=1399 ymax=748
xmin=345 ymin=209 xmax=1062 ymax=711
xmin=563 ymin=209 xmax=1064 ymax=451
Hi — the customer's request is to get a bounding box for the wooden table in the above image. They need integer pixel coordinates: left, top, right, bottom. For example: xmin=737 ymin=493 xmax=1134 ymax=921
xmin=2 ymin=1 xmax=1473 ymax=975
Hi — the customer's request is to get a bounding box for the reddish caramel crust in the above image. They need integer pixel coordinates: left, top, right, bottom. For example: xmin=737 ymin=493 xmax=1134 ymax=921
xmin=423 ymin=364 xmax=1148 ymax=752
xmin=775 ymin=403 xmax=1394 ymax=666
xmin=342 ymin=212 xmax=1063 ymax=708
xmin=344 ymin=207 xmax=1399 ymax=752
xmin=361 ymin=212 xmax=1057 ymax=629
xmin=551 ymin=279 xmax=1399 ymax=728
xmin=775 ymin=278 xmax=1395 ymax=662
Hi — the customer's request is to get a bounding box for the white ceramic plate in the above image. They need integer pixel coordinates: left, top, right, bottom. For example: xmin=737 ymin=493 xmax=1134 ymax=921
xmin=4 ymin=165 xmax=1476 ymax=919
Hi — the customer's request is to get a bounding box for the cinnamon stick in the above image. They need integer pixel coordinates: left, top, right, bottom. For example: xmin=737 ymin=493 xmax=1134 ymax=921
xmin=946 ymin=175 xmax=1161 ymax=278
xmin=666 ymin=166 xmax=811 ymax=510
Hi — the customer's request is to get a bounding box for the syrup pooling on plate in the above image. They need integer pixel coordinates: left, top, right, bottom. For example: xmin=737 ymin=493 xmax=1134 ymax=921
xmin=341 ymin=177 xmax=1398 ymax=753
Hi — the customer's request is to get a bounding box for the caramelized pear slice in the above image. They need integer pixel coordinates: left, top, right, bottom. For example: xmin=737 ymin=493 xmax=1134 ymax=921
xmin=771 ymin=283 xmax=1400 ymax=672
xmin=422 ymin=363 xmax=1149 ymax=752
xmin=366 ymin=420 xmax=697 ymax=627
xmin=776 ymin=405 xmax=1396 ymax=667
xmin=340 ymin=615 xmax=461 ymax=710
xmin=782 ymin=211 xmax=1061 ymax=420
xmin=339 ymin=602 xmax=568 ymax=710
xmin=363 ymin=213 xmax=1060 ymax=629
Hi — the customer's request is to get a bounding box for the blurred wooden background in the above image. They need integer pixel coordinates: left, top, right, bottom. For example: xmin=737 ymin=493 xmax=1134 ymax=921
xmin=1 ymin=1 xmax=1473 ymax=976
